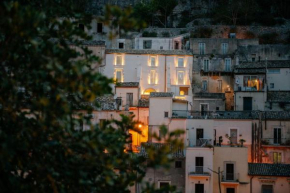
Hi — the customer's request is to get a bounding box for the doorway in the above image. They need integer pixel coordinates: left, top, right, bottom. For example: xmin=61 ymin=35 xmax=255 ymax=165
xmin=243 ymin=97 xmax=252 ymax=110
xmin=195 ymin=184 xmax=204 ymax=193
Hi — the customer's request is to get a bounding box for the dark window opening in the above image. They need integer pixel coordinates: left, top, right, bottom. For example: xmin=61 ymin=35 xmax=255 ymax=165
xmin=164 ymin=111 xmax=169 ymax=118
xmin=119 ymin=42 xmax=124 ymax=49
xmin=175 ymin=161 xmax=182 ymax=168
xmin=97 ymin=23 xmax=103 ymax=33
xmin=78 ymin=23 xmax=85 ymax=31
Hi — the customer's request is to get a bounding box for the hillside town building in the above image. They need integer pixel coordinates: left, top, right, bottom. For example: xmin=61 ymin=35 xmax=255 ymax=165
xmin=79 ymin=26 xmax=290 ymax=193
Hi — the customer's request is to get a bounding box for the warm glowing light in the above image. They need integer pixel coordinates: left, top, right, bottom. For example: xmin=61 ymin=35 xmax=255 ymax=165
xmin=138 ymin=124 xmax=142 ymax=128
xmin=180 ymin=91 xmax=185 ymax=96
xmin=175 ymin=96 xmax=186 ymax=100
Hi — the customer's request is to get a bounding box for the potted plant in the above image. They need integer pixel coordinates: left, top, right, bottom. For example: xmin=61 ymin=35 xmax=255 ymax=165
xmin=239 ymin=139 xmax=246 ymax=147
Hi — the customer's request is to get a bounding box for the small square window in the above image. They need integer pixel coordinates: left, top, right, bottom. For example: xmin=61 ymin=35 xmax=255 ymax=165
xmin=270 ymin=83 xmax=274 ymax=88
xmin=175 ymin=161 xmax=182 ymax=168
xmin=160 ymin=46 xmax=163 ymax=50
xmin=216 ymin=107 xmax=219 ymax=111
xmin=164 ymin=112 xmax=169 ymax=118
xmin=143 ymin=40 xmax=152 ymax=49
xmin=119 ymin=42 xmax=124 ymax=49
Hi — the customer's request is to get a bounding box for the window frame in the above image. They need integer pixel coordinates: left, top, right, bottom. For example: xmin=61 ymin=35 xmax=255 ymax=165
xmin=115 ymin=55 xmax=123 ymax=66
xmin=143 ymin=40 xmax=152 ymax=49
xmin=177 ymin=71 xmax=185 ymax=85
xmin=199 ymin=43 xmax=205 ymax=55
xmin=115 ymin=69 xmax=123 ymax=82
xmin=203 ymin=59 xmax=209 ymax=71
xmin=150 ymin=56 xmax=156 ymax=67
xmin=222 ymin=43 xmax=228 ymax=54
xmin=225 ymin=58 xmax=231 ymax=71
xmin=178 ymin=57 xmax=184 ymax=67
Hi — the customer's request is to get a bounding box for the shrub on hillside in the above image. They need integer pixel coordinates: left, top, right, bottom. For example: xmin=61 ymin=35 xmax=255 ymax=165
xmin=258 ymin=32 xmax=279 ymax=44
xmin=190 ymin=27 xmax=213 ymax=38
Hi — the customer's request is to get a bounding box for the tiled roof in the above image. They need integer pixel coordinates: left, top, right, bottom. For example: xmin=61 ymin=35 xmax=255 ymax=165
xmin=115 ymin=82 xmax=139 ymax=87
xmin=193 ymin=93 xmax=225 ymax=99
xmin=267 ymin=91 xmax=290 ymax=103
xmin=106 ymin=49 xmax=192 ymax=55
xmin=95 ymin=96 xmax=115 ymax=110
xmin=150 ymin=92 xmax=174 ymax=98
xmin=138 ymin=143 xmax=185 ymax=158
xmin=237 ymin=60 xmax=290 ymax=69
xmin=234 ymin=60 xmax=290 ymax=74
xmin=138 ymin=98 xmax=149 ymax=107
xmin=248 ymin=163 xmax=290 ymax=177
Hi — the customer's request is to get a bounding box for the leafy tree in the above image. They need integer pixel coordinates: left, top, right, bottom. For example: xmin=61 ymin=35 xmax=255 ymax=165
xmin=0 ymin=1 xmax=182 ymax=192
xmin=152 ymin=0 xmax=177 ymax=27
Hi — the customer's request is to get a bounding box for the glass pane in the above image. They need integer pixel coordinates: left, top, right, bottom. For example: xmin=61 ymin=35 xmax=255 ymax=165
xmin=178 ymin=58 xmax=184 ymax=67
xmin=151 ymin=57 xmax=156 ymax=66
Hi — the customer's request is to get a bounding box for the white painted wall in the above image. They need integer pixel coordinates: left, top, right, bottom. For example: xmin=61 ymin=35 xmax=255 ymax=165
xmin=134 ymin=37 xmax=183 ymax=50
xmin=267 ymin=68 xmax=290 ymax=91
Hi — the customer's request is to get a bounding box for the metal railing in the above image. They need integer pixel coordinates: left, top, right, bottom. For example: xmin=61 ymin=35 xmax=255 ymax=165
xmin=188 ymin=139 xmax=212 ymax=147
xmin=189 ymin=166 xmax=212 ymax=175
xmin=262 ymin=138 xmax=290 ymax=146
xmin=222 ymin=172 xmax=239 ymax=182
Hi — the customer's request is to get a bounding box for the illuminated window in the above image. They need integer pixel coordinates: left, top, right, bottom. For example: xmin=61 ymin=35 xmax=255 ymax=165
xmin=199 ymin=43 xmax=205 ymax=55
xmin=203 ymin=59 xmax=209 ymax=71
xmin=222 ymin=43 xmax=228 ymax=54
xmin=150 ymin=56 xmax=156 ymax=66
xmin=243 ymin=76 xmax=264 ymax=91
xmin=178 ymin=58 xmax=184 ymax=67
xmin=273 ymin=152 xmax=282 ymax=163
xmin=179 ymin=87 xmax=188 ymax=95
xmin=116 ymin=55 xmax=122 ymax=65
xmin=177 ymin=71 xmax=184 ymax=85
xmin=225 ymin=58 xmax=231 ymax=71
xmin=115 ymin=69 xmax=123 ymax=82
xmin=144 ymin=88 xmax=156 ymax=95
xmin=150 ymin=70 xmax=156 ymax=84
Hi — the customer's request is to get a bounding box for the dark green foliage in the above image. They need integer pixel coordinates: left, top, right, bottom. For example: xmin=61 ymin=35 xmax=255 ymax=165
xmin=0 ymin=1 xmax=183 ymax=192
xmin=142 ymin=31 xmax=158 ymax=37
xmin=258 ymin=32 xmax=279 ymax=44
xmin=191 ymin=27 xmax=213 ymax=38
xmin=244 ymin=31 xmax=256 ymax=39
xmin=162 ymin=32 xmax=170 ymax=37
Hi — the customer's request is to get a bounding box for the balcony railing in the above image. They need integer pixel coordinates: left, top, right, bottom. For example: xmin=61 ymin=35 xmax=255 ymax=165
xmin=262 ymin=138 xmax=290 ymax=146
xmin=189 ymin=166 xmax=212 ymax=176
xmin=188 ymin=139 xmax=212 ymax=147
xmin=221 ymin=172 xmax=239 ymax=182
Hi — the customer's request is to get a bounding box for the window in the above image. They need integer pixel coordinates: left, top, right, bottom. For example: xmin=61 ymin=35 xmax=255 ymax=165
xmin=270 ymin=83 xmax=274 ymax=88
xmin=178 ymin=58 xmax=184 ymax=67
xmin=243 ymin=76 xmax=264 ymax=91
xmin=225 ymin=58 xmax=231 ymax=71
xmin=158 ymin=181 xmax=170 ymax=189
xmin=164 ymin=112 xmax=169 ymax=118
xmin=222 ymin=43 xmax=228 ymax=54
xmin=78 ymin=23 xmax=85 ymax=31
xmin=118 ymin=42 xmax=124 ymax=49
xmin=160 ymin=46 xmax=163 ymax=49
xmin=97 ymin=23 xmax=103 ymax=33
xmin=216 ymin=107 xmax=220 ymax=110
xmin=195 ymin=157 xmax=204 ymax=173
xmin=177 ymin=71 xmax=184 ymax=85
xmin=251 ymin=54 xmax=256 ymax=62
xmin=115 ymin=69 xmax=123 ymax=82
xmin=202 ymin=80 xmax=207 ymax=91
xmin=199 ymin=43 xmax=205 ymax=55
xmin=150 ymin=70 xmax=156 ymax=84
xmin=268 ymin=69 xmax=280 ymax=74
xmin=230 ymin=129 xmax=238 ymax=144
xmin=150 ymin=56 xmax=156 ymax=66
xmin=262 ymin=185 xmax=273 ymax=193
xmin=225 ymin=163 xmax=235 ymax=181
xmin=175 ymin=161 xmax=182 ymax=168
xmin=226 ymin=188 xmax=235 ymax=193
xmin=126 ymin=93 xmax=133 ymax=107
xmin=116 ymin=55 xmax=122 ymax=65
xmin=273 ymin=152 xmax=282 ymax=163
xmin=218 ymin=80 xmax=222 ymax=92
xmin=179 ymin=87 xmax=188 ymax=95
xmin=203 ymin=59 xmax=209 ymax=71
xmin=274 ymin=128 xmax=281 ymax=144
xmin=175 ymin=42 xmax=179 ymax=50
xmin=143 ymin=40 xmax=152 ymax=49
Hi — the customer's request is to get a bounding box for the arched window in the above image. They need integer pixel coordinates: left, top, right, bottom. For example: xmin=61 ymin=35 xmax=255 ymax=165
xmin=143 ymin=88 xmax=156 ymax=95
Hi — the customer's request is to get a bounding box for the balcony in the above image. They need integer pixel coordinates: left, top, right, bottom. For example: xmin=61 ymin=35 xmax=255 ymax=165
xmin=172 ymin=110 xmax=258 ymax=119
xmin=188 ymin=139 xmax=213 ymax=147
xmin=189 ymin=166 xmax=212 ymax=177
xmin=221 ymin=172 xmax=239 ymax=184
xmin=262 ymin=138 xmax=290 ymax=146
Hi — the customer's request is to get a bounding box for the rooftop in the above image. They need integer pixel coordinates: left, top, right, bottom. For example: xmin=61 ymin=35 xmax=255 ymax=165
xmin=106 ymin=49 xmax=192 ymax=56
xmin=172 ymin=111 xmax=290 ymax=120
xmin=138 ymin=143 xmax=185 ymax=158
xmin=150 ymin=92 xmax=174 ymax=98
xmin=237 ymin=60 xmax=290 ymax=69
xmin=267 ymin=91 xmax=290 ymax=103
xmin=138 ymin=98 xmax=149 ymax=108
xmin=193 ymin=93 xmax=225 ymax=99
xmin=248 ymin=163 xmax=290 ymax=177
xmin=115 ymin=82 xmax=139 ymax=87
